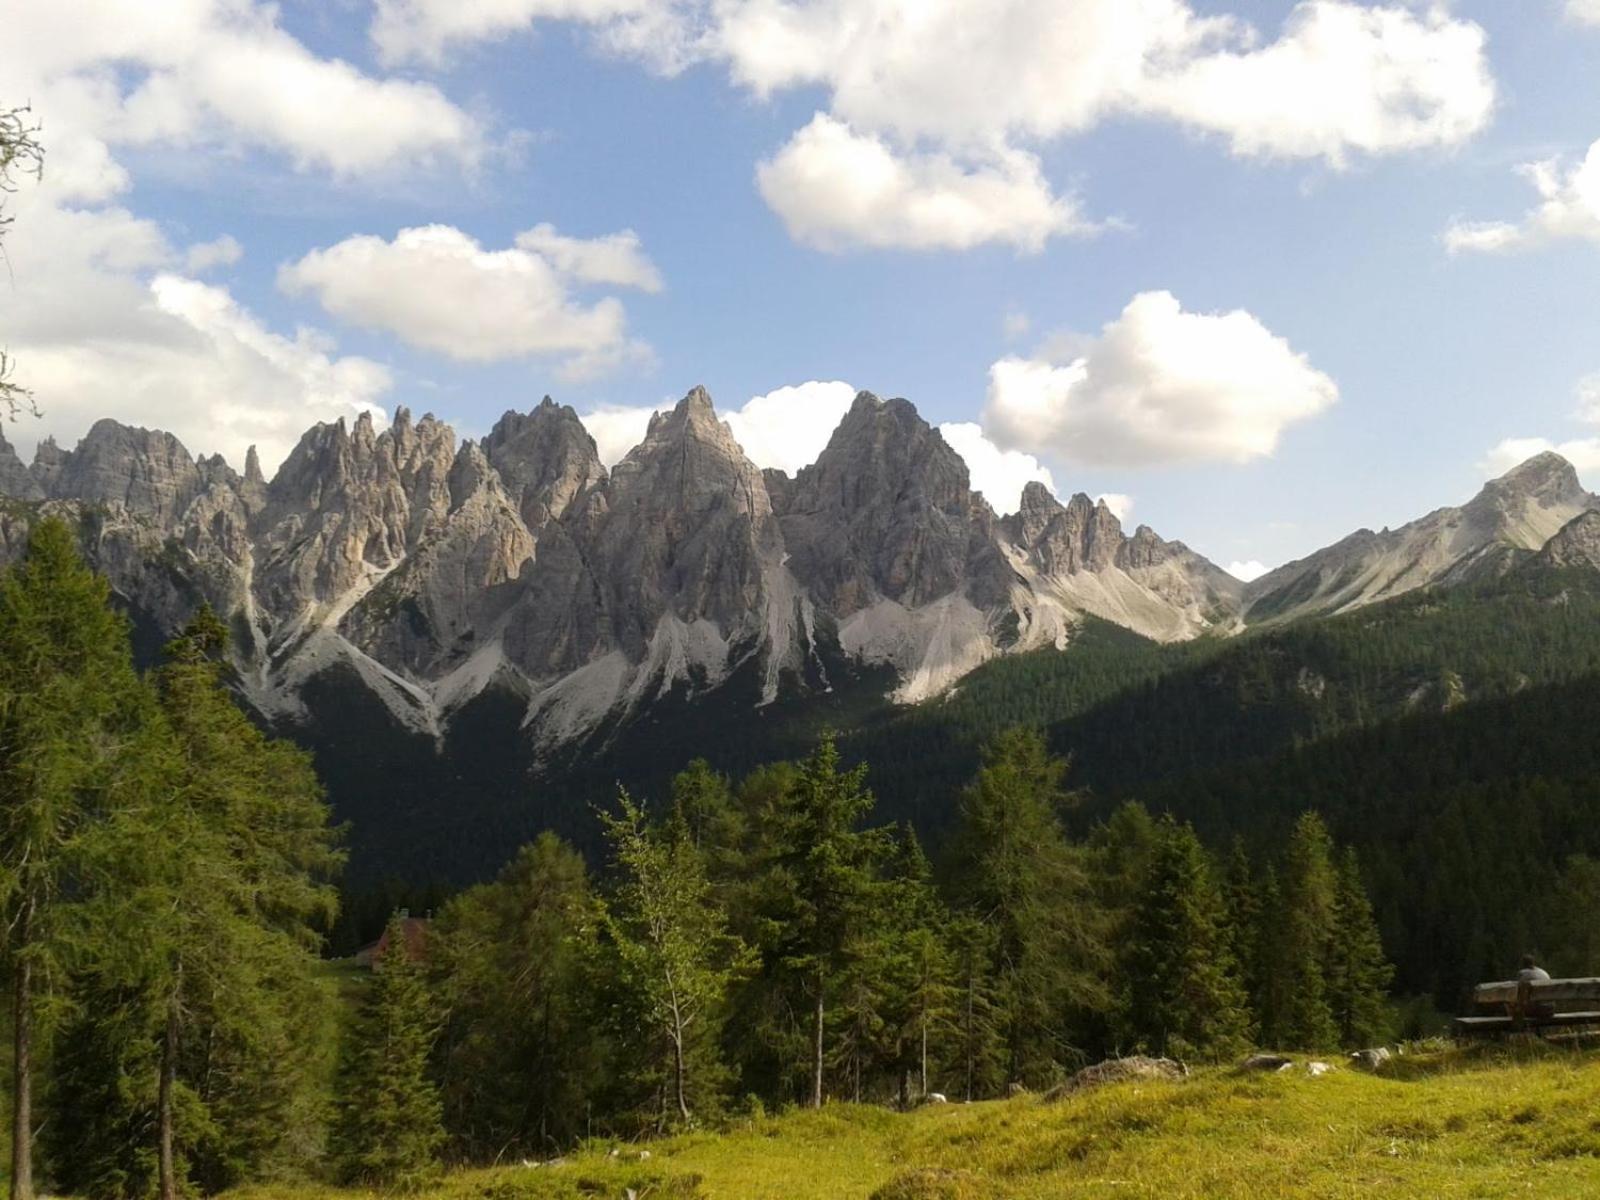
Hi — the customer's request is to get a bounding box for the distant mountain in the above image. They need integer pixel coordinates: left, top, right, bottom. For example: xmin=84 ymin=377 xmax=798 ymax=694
xmin=1243 ymin=451 xmax=1598 ymax=623
xmin=0 ymin=388 xmax=1237 ymax=744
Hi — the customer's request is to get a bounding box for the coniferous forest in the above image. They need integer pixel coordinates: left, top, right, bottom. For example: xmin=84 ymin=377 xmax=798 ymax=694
xmin=0 ymin=519 xmax=1418 ymax=1192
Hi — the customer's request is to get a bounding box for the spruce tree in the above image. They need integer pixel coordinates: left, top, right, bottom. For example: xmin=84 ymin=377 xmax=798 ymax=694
xmin=57 ymin=609 xmax=342 ymax=1197
xmin=430 ymin=833 xmax=599 ymax=1158
xmin=1275 ymin=813 xmax=1340 ymax=1051
xmin=598 ymin=790 xmax=751 ymax=1126
xmin=0 ymin=518 xmax=148 ymax=1200
xmin=1326 ymin=848 xmax=1394 ymax=1048
xmin=332 ymin=914 xmax=444 ymax=1190
xmin=776 ymin=738 xmax=886 ymax=1108
xmin=1120 ymin=818 xmax=1251 ymax=1061
xmin=1221 ymin=839 xmax=1262 ymax=1008
xmin=944 ymin=729 xmax=1106 ymax=1087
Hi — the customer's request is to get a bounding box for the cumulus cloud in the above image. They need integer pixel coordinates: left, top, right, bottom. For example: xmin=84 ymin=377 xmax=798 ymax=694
xmin=756 ymin=115 xmax=1091 ymax=253
xmin=279 ymin=224 xmax=661 ymax=380
xmin=1444 ymin=142 xmax=1600 ymax=253
xmin=8 ymin=1 xmax=485 ymax=197
xmin=1 ymin=204 xmax=390 ymax=475
xmin=936 ymin=422 xmax=1058 ymax=516
xmin=184 ymin=234 xmax=243 ymax=273
xmin=365 ymin=0 xmax=1494 ymax=255
xmin=1568 ymin=0 xmax=1600 ymax=25
xmin=983 ymin=291 xmax=1338 ymax=468
xmin=578 ymin=380 xmax=858 ymax=471
xmin=1226 ymin=560 xmax=1272 ymax=582
xmin=1481 ymin=373 xmax=1600 ymax=477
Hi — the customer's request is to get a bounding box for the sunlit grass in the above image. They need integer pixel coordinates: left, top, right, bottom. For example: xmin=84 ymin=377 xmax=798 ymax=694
xmin=229 ymin=1041 xmax=1600 ymax=1199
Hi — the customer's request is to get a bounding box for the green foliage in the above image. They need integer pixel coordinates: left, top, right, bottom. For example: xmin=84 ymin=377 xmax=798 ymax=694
xmin=1119 ymin=817 xmax=1251 ymax=1061
xmin=330 ymin=916 xmax=444 ymax=1190
xmin=1326 ymin=848 xmax=1395 ymax=1048
xmin=1271 ymin=814 xmax=1341 ymax=1051
xmin=598 ymin=790 xmax=753 ymax=1127
xmin=942 ymin=730 xmax=1106 ymax=1086
xmin=429 ymin=834 xmax=600 ymax=1159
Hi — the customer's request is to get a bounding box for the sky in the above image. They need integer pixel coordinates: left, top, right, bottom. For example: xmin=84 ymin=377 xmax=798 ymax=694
xmin=4 ymin=1 xmax=1600 ymax=581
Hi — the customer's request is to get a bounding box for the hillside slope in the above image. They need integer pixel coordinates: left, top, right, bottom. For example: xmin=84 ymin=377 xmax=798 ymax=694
xmin=227 ymin=1046 xmax=1600 ymax=1199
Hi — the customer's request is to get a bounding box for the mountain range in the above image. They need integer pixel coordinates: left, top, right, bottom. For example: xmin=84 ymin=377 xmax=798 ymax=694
xmin=1 ymin=387 xmax=1595 ymax=751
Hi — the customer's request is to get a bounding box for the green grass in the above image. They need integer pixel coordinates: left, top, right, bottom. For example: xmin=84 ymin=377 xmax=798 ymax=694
xmin=230 ymin=1042 xmax=1600 ymax=1200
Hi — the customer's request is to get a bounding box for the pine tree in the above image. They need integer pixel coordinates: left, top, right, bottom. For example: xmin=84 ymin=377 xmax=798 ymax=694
xmin=56 ymin=609 xmax=343 ymax=1197
xmin=1120 ymin=818 xmax=1251 ymax=1061
xmin=1326 ymin=848 xmax=1394 ymax=1048
xmin=599 ymin=790 xmax=752 ymax=1126
xmin=947 ymin=916 xmax=1002 ymax=1102
xmin=0 ymin=518 xmax=148 ymax=1200
xmin=430 ymin=833 xmax=599 ymax=1158
xmin=944 ymin=729 xmax=1107 ymax=1087
xmin=1221 ymin=839 xmax=1262 ymax=1006
xmin=332 ymin=915 xmax=444 ymax=1190
xmin=1274 ymin=813 xmax=1340 ymax=1051
xmin=776 ymin=738 xmax=886 ymax=1108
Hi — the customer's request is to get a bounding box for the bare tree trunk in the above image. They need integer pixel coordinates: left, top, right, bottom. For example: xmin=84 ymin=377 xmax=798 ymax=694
xmin=10 ymin=899 xmax=33 ymax=1200
xmin=963 ymin=972 xmax=975 ymax=1103
xmin=158 ymin=980 xmax=180 ymax=1200
xmin=920 ymin=1012 xmax=928 ymax=1099
xmin=672 ymin=1032 xmax=690 ymax=1125
xmin=811 ymin=975 xmax=825 ymax=1109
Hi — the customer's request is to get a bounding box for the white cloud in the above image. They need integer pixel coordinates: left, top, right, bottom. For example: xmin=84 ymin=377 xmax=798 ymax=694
xmin=279 ymin=224 xmax=661 ymax=380
xmin=514 ymin=223 xmax=665 ymax=292
xmin=7 ymin=1 xmax=486 ymax=198
xmin=184 ymin=234 xmax=243 ymax=273
xmin=1482 ymin=436 xmax=1600 ymax=476
xmin=724 ymin=381 xmax=858 ymax=474
xmin=363 ymin=0 xmax=1494 ymax=256
xmin=370 ymin=0 xmax=695 ymax=67
xmin=1445 ymin=143 xmax=1600 ymax=253
xmin=1097 ymin=493 xmax=1135 ymax=523
xmin=1567 ymin=0 xmax=1600 ymax=26
xmin=1481 ymin=372 xmax=1600 ymax=477
xmin=578 ymin=380 xmax=858 ymax=471
xmin=983 ymin=290 xmax=1338 ymax=468
xmin=937 ymin=421 xmax=1057 ymax=516
xmin=1138 ymin=2 xmax=1494 ymax=165
xmin=580 ymin=405 xmax=663 ymax=467
xmin=1226 ymin=560 xmax=1271 ymax=582
xmin=756 ymin=114 xmax=1091 ymax=253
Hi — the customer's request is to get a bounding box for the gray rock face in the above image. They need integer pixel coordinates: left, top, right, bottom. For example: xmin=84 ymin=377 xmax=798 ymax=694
xmin=47 ymin=419 xmax=202 ymax=526
xmin=585 ymin=386 xmax=784 ymax=657
xmin=1538 ymin=509 xmax=1600 ymax=570
xmin=0 ymin=424 xmax=42 ymax=500
xmin=17 ymin=389 xmax=1580 ymax=750
xmin=1246 ymin=452 xmax=1600 ymax=624
xmin=780 ymin=391 xmax=1008 ymax=615
xmin=483 ymin=398 xmax=607 ymax=530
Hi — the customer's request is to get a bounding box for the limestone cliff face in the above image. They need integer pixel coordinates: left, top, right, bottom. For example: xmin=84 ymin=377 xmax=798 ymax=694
xmin=1245 ymin=451 xmax=1599 ymax=624
xmin=11 ymin=389 xmax=1581 ymax=749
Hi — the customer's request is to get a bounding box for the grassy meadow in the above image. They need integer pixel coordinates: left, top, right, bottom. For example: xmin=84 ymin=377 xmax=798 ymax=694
xmin=226 ymin=1040 xmax=1600 ymax=1200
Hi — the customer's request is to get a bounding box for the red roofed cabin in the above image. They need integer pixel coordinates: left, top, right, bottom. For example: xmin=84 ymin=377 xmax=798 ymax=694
xmin=355 ymin=909 xmax=431 ymax=969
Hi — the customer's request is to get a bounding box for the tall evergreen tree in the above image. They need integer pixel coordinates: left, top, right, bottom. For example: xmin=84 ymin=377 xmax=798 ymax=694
xmin=331 ymin=915 xmax=444 ymax=1190
xmin=599 ymin=790 xmax=751 ymax=1126
xmin=944 ymin=729 xmax=1107 ymax=1087
xmin=1274 ymin=813 xmax=1340 ymax=1051
xmin=1326 ymin=848 xmax=1394 ymax=1048
xmin=55 ymin=609 xmax=343 ymax=1197
xmin=0 ymin=518 xmax=147 ymax=1200
xmin=1120 ymin=818 xmax=1251 ymax=1060
xmin=775 ymin=738 xmax=886 ymax=1107
xmin=1220 ymin=839 xmax=1263 ymax=1009
xmin=430 ymin=833 xmax=599 ymax=1159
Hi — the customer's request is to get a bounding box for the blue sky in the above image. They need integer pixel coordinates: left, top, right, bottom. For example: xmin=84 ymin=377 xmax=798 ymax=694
xmin=5 ymin=1 xmax=1600 ymax=578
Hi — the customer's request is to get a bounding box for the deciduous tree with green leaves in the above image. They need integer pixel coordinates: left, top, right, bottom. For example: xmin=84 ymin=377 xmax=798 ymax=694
xmin=599 ymin=790 xmax=752 ymax=1126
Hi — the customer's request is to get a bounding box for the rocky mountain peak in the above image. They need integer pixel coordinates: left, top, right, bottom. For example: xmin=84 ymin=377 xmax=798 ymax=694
xmin=49 ymin=418 xmax=203 ymax=526
xmin=483 ymin=398 xmax=606 ymax=527
xmin=1538 ymin=508 xmax=1600 ymax=570
xmin=1473 ymin=451 xmax=1591 ymax=515
xmin=243 ymin=445 xmax=265 ymax=488
xmin=0 ymin=424 xmax=42 ymax=500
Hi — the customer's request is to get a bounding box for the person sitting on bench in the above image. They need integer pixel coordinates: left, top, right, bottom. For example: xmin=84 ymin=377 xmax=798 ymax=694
xmin=1518 ymin=954 xmax=1552 ymax=983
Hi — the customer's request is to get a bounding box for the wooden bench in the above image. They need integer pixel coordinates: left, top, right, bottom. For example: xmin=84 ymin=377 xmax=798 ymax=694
xmin=1454 ymin=977 xmax=1600 ymax=1037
